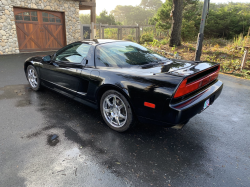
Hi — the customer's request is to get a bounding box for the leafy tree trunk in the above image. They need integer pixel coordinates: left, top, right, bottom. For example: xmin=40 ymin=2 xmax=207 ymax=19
xmin=169 ymin=0 xmax=183 ymax=47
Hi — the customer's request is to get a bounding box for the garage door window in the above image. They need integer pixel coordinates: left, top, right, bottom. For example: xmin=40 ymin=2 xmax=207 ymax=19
xmin=42 ymin=12 xmax=61 ymax=23
xmin=15 ymin=11 xmax=38 ymax=21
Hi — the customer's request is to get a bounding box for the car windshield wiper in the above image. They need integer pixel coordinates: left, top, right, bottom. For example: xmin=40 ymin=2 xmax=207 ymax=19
xmin=140 ymin=62 xmax=161 ymax=67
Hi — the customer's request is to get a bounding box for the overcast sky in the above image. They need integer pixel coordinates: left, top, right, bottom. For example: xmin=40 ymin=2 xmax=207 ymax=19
xmin=80 ymin=0 xmax=250 ymax=15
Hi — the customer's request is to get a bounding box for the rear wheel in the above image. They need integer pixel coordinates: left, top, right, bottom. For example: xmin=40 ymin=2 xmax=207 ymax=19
xmin=100 ymin=90 xmax=135 ymax=132
xmin=26 ymin=65 xmax=41 ymax=91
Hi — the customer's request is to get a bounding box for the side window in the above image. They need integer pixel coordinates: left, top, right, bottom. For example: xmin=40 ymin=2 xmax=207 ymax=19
xmin=55 ymin=43 xmax=91 ymax=63
xmin=95 ymin=47 xmax=108 ymax=67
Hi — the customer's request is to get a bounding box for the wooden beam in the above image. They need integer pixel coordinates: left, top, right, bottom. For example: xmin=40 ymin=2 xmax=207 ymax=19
xmin=79 ymin=2 xmax=96 ymax=7
xmin=241 ymin=46 xmax=249 ymax=71
xmin=91 ymin=6 xmax=96 ymax=23
xmin=102 ymin=27 xmax=104 ymax=39
xmin=120 ymin=28 xmax=123 ymax=40
xmin=117 ymin=28 xmax=119 ymax=40
xmin=138 ymin=26 xmax=140 ymax=43
xmin=101 ymin=25 xmax=139 ymax=29
xmin=79 ymin=6 xmax=91 ymax=10
xmin=99 ymin=23 xmax=102 ymax=39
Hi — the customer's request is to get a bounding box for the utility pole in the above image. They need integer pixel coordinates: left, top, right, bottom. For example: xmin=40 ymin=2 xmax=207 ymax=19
xmin=195 ymin=0 xmax=210 ymax=61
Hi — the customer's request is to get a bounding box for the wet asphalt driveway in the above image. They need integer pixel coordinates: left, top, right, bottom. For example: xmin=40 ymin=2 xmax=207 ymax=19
xmin=0 ymin=53 xmax=250 ymax=187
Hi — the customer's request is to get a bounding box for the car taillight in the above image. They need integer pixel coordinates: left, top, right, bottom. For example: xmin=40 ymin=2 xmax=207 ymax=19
xmin=174 ymin=65 xmax=220 ymax=98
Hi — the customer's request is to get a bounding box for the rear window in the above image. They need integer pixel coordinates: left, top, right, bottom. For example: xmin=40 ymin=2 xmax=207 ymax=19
xmin=95 ymin=42 xmax=167 ymax=68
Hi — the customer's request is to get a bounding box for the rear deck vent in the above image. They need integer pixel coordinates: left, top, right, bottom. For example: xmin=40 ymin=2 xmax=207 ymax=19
xmin=187 ymin=66 xmax=219 ymax=84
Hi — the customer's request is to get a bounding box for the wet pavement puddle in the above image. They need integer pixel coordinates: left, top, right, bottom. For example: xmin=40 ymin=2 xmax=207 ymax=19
xmin=0 ymin=84 xmax=33 ymax=107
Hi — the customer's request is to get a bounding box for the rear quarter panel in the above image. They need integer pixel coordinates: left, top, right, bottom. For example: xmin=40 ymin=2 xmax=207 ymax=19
xmin=96 ymin=69 xmax=183 ymax=120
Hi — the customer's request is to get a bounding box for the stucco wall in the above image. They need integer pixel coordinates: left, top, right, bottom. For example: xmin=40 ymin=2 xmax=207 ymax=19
xmin=0 ymin=0 xmax=81 ymax=55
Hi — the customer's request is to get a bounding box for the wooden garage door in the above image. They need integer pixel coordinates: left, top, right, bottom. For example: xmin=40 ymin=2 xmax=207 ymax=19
xmin=14 ymin=8 xmax=66 ymax=52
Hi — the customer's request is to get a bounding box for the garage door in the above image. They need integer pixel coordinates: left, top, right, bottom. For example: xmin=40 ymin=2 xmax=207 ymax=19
xmin=14 ymin=8 xmax=66 ymax=53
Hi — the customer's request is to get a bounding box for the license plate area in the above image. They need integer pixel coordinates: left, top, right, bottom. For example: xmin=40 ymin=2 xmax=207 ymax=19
xmin=203 ymin=98 xmax=210 ymax=110
xmin=199 ymin=98 xmax=210 ymax=114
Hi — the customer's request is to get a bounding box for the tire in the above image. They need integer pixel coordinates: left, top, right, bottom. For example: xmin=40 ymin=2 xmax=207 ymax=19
xmin=26 ymin=65 xmax=41 ymax=91
xmin=100 ymin=90 xmax=135 ymax=132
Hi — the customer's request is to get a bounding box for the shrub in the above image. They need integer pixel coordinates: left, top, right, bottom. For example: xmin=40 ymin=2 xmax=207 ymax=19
xmin=124 ymin=35 xmax=135 ymax=42
xmin=140 ymin=33 xmax=154 ymax=43
xmin=203 ymin=38 xmax=228 ymax=47
xmin=104 ymin=28 xmax=117 ymax=39
xmin=232 ymin=33 xmax=250 ymax=48
xmin=160 ymin=38 xmax=169 ymax=45
xmin=151 ymin=39 xmax=161 ymax=47
xmin=221 ymin=59 xmax=241 ymax=72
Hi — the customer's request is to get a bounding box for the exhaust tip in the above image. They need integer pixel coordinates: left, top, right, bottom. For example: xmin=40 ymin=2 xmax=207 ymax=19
xmin=171 ymin=123 xmax=186 ymax=130
xmin=171 ymin=120 xmax=189 ymax=130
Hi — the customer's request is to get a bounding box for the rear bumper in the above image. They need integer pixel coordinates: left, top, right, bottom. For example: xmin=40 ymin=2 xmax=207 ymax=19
xmin=138 ymin=80 xmax=223 ymax=127
xmin=169 ymin=80 xmax=223 ymax=124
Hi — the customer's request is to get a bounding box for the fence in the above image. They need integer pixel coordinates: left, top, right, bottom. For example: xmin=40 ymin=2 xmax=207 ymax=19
xmin=80 ymin=23 xmax=169 ymax=43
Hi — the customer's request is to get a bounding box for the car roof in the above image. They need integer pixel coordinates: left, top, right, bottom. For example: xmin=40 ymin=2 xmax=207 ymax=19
xmin=80 ymin=39 xmax=129 ymax=46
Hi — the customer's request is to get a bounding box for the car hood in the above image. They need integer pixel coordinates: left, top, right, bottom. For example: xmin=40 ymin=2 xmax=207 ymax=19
xmin=105 ymin=59 xmax=218 ymax=77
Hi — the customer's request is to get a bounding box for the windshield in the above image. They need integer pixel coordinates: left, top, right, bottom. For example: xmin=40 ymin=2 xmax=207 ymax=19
xmin=95 ymin=42 xmax=168 ymax=68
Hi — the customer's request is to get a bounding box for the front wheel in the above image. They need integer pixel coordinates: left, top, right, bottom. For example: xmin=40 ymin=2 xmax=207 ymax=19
xmin=26 ymin=65 xmax=41 ymax=91
xmin=100 ymin=90 xmax=135 ymax=132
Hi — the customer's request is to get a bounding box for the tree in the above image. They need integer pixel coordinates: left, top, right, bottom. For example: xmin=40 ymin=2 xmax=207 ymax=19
xmin=169 ymin=0 xmax=184 ymax=46
xmin=79 ymin=14 xmax=90 ymax=24
xmin=97 ymin=10 xmax=117 ymax=25
xmin=140 ymin=0 xmax=163 ymax=12
xmin=111 ymin=6 xmax=133 ymax=24
xmin=152 ymin=0 xmax=199 ymax=44
xmin=204 ymin=4 xmax=250 ymax=39
xmin=111 ymin=5 xmax=154 ymax=25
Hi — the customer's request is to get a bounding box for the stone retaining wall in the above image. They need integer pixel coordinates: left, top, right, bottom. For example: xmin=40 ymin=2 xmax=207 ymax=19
xmin=0 ymin=0 xmax=81 ymax=55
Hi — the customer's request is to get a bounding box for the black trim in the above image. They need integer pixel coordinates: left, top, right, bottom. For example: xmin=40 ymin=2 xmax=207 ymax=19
xmin=187 ymin=66 xmax=219 ymax=84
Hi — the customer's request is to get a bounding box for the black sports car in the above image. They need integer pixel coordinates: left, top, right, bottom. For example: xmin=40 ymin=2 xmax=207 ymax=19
xmin=24 ymin=39 xmax=223 ymax=132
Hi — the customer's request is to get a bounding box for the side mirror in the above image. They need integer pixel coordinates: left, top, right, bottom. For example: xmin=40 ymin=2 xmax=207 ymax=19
xmin=42 ymin=55 xmax=51 ymax=62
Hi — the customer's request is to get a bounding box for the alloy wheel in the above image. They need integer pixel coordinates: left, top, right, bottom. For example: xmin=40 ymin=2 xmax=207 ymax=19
xmin=103 ymin=94 xmax=127 ymax=128
xmin=28 ymin=68 xmax=38 ymax=88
